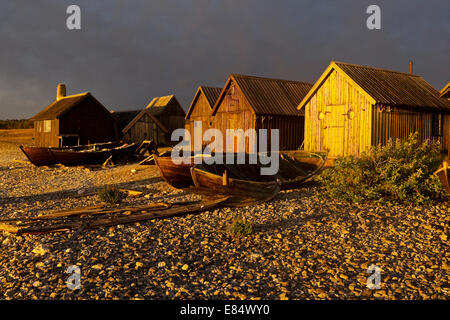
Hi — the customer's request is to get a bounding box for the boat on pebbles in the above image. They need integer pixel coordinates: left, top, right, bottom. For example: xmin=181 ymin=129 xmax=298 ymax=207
xmin=20 ymin=142 xmax=138 ymax=167
xmin=155 ymin=151 xmax=326 ymax=206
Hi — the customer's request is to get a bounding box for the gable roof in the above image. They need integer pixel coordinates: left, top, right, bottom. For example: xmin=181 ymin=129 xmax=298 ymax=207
xmin=212 ymin=74 xmax=313 ymax=116
xmin=111 ymin=109 xmax=142 ymax=132
xmin=298 ymin=61 xmax=450 ymax=111
xmin=185 ymin=86 xmax=222 ymax=120
xmin=30 ymin=93 xmax=90 ymax=121
xmin=145 ymin=95 xmax=182 ymax=116
xmin=122 ymin=108 xmax=168 ymax=134
xmin=441 ymin=82 xmax=450 ymax=99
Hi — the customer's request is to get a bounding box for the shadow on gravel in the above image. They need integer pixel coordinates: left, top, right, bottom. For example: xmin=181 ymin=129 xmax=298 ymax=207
xmin=0 ymin=177 xmax=164 ymax=205
xmin=252 ymin=210 xmax=327 ymax=234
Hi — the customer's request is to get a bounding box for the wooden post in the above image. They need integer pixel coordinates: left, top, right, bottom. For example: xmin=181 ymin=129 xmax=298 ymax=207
xmin=222 ymin=169 xmax=228 ymax=186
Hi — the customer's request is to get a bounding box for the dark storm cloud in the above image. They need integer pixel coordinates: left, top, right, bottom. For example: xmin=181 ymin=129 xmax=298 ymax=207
xmin=0 ymin=0 xmax=448 ymax=119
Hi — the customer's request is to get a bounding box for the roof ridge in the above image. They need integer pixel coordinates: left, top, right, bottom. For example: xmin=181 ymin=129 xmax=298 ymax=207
xmin=334 ymin=61 xmax=420 ymax=77
xmin=199 ymin=85 xmax=222 ymax=90
xmin=153 ymin=94 xmax=174 ymax=99
xmin=111 ymin=109 xmax=142 ymax=113
xmin=58 ymin=92 xmax=90 ymax=99
xmin=440 ymin=82 xmax=450 ymax=94
xmin=231 ymin=73 xmax=312 ymax=85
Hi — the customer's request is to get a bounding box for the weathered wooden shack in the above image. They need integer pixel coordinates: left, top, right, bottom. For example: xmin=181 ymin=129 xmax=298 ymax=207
xmin=122 ymin=95 xmax=185 ymax=146
xmin=185 ymin=86 xmax=222 ymax=151
xmin=298 ymin=61 xmax=450 ymax=157
xmin=210 ymin=74 xmax=313 ymax=152
xmin=30 ymin=84 xmax=118 ymax=147
xmin=110 ymin=110 xmax=141 ymax=139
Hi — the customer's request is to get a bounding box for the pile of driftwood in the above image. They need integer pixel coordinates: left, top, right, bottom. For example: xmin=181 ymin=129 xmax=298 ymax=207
xmin=0 ymin=197 xmax=227 ymax=235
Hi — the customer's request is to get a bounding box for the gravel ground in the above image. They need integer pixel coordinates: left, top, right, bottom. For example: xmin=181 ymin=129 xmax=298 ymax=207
xmin=0 ymin=139 xmax=448 ymax=300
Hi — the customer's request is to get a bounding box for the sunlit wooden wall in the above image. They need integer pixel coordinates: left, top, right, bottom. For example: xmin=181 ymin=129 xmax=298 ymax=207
xmin=303 ymin=69 xmax=373 ymax=157
xmin=185 ymin=93 xmax=215 ymax=151
xmin=372 ymin=106 xmax=449 ymax=154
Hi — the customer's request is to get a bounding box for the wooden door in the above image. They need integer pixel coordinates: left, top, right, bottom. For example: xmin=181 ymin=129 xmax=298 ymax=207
xmin=324 ymin=105 xmax=346 ymax=157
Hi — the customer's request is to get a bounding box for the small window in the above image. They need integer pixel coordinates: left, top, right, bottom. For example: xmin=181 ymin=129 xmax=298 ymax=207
xmin=43 ymin=120 xmax=51 ymax=133
xmin=432 ymin=113 xmax=443 ymax=136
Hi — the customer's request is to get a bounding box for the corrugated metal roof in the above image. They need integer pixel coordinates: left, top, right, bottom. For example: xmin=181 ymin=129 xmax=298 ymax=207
xmin=335 ymin=62 xmax=450 ymax=109
xmin=228 ymin=74 xmax=312 ymax=116
xmin=185 ymin=86 xmax=222 ymax=119
xmin=201 ymin=86 xmax=222 ymax=108
xmin=145 ymin=95 xmax=175 ymax=116
xmin=30 ymin=93 xmax=90 ymax=121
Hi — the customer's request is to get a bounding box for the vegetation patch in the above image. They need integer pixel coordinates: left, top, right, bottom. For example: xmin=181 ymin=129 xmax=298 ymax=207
xmin=228 ymin=214 xmax=253 ymax=237
xmin=318 ymin=133 xmax=447 ymax=205
xmin=98 ymin=185 xmax=125 ymax=205
xmin=0 ymin=119 xmax=33 ymax=129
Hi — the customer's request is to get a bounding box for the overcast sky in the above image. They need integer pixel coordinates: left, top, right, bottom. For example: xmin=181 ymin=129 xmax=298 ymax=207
xmin=0 ymin=0 xmax=448 ymax=119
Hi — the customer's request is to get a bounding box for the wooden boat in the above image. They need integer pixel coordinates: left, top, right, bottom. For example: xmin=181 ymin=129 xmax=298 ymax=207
xmin=20 ymin=142 xmax=138 ymax=167
xmin=188 ymin=151 xmax=326 ymax=206
xmin=155 ymin=151 xmax=326 ymax=191
xmin=189 ymin=168 xmax=280 ymax=207
xmin=435 ymin=161 xmax=450 ymax=196
xmin=153 ymin=153 xmax=211 ymax=189
xmin=18 ymin=146 xmax=55 ymax=167
xmin=276 ymin=151 xmax=327 ymax=190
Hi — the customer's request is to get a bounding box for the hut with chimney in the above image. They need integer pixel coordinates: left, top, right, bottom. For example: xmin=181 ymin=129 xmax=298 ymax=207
xmin=30 ymin=84 xmax=118 ymax=147
xmin=210 ymin=74 xmax=313 ymax=152
xmin=122 ymin=95 xmax=185 ymax=146
xmin=297 ymin=61 xmax=450 ymax=157
xmin=185 ymin=86 xmax=222 ymax=151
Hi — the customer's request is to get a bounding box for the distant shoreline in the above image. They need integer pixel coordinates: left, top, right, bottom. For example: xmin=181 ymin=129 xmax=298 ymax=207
xmin=0 ymin=119 xmax=32 ymax=130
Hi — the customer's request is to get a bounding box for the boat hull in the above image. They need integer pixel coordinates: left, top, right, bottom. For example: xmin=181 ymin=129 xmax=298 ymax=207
xmin=435 ymin=162 xmax=450 ymax=196
xmin=190 ymin=166 xmax=280 ymax=207
xmin=19 ymin=146 xmax=56 ymax=167
xmin=154 ymin=151 xmax=326 ymax=190
xmin=154 ymin=155 xmax=197 ymax=189
xmin=20 ymin=143 xmax=137 ymax=167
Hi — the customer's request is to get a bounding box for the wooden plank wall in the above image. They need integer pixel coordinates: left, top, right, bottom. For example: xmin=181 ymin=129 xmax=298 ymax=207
xmin=255 ymin=115 xmax=304 ymax=151
xmin=158 ymin=99 xmax=186 ymax=144
xmin=303 ymin=69 xmax=373 ymax=156
xmin=213 ymin=81 xmax=255 ymax=153
xmin=213 ymin=80 xmax=305 ymax=153
xmin=59 ymin=98 xmax=117 ymax=146
xmin=372 ymin=106 xmax=449 ymax=155
xmin=185 ymin=94 xmax=214 ymax=151
xmin=444 ymin=114 xmax=450 ymax=158
xmin=124 ymin=113 xmax=165 ymax=145
xmin=34 ymin=119 xmax=59 ymax=147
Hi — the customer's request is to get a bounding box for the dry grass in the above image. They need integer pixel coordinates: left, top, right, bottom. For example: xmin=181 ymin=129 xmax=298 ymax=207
xmin=0 ymin=129 xmax=34 ymax=145
xmin=0 ymin=129 xmax=34 ymax=164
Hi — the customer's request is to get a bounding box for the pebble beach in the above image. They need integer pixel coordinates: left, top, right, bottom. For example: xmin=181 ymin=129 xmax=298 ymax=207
xmin=0 ymin=129 xmax=448 ymax=300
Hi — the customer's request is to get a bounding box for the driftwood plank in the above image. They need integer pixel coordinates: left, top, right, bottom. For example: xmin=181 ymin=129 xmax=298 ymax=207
xmin=0 ymin=202 xmax=172 ymax=223
xmin=0 ymin=223 xmax=20 ymax=233
xmin=0 ymin=198 xmax=227 ymax=235
xmin=119 ymin=189 xmax=143 ymax=197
